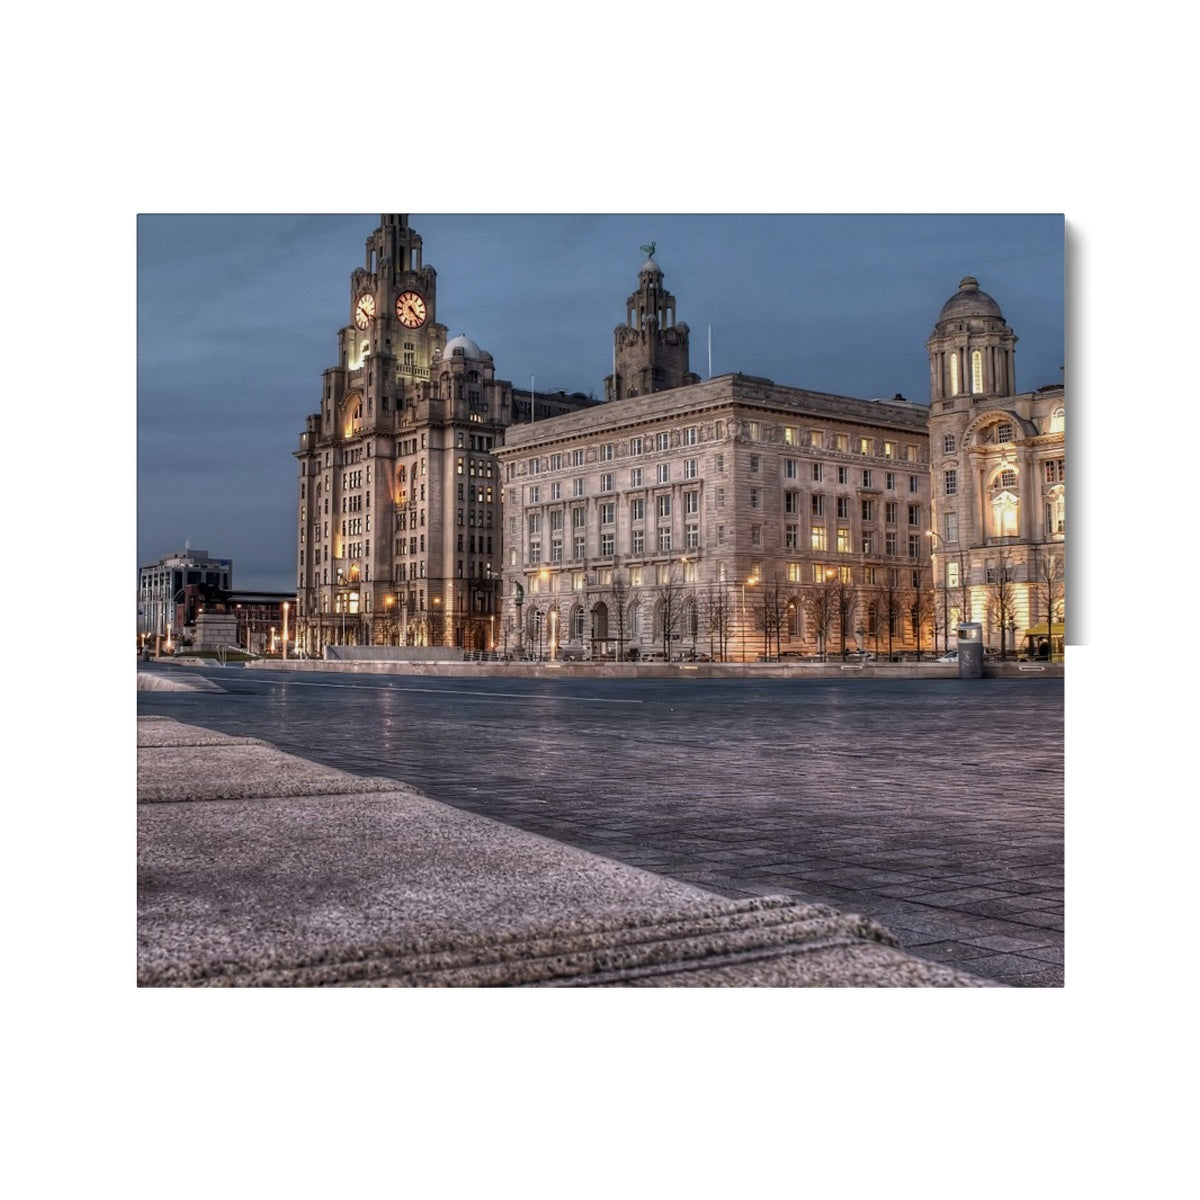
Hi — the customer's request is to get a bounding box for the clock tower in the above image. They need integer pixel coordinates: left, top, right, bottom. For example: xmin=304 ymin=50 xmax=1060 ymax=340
xmin=605 ymin=245 xmax=699 ymax=401
xmin=295 ymin=215 xmax=512 ymax=654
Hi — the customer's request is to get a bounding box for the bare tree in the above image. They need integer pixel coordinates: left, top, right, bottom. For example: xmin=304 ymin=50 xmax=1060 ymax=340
xmin=612 ymin=566 xmax=629 ymax=661
xmin=910 ymin=560 xmax=937 ymax=660
xmin=1035 ymin=547 xmax=1065 ymax=661
xmin=702 ymin=581 xmax=734 ymax=661
xmin=804 ymin=573 xmax=838 ymax=661
xmin=877 ymin=571 xmax=905 ymax=660
xmin=655 ymin=562 xmax=685 ymax=659
xmin=987 ymin=548 xmax=1019 ymax=658
xmin=832 ymin=575 xmax=856 ymax=660
xmin=759 ymin=575 xmax=791 ymax=660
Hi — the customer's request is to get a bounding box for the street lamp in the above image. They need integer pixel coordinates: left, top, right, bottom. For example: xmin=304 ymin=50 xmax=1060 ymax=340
xmin=740 ymin=574 xmax=758 ymax=663
xmin=925 ymin=530 xmax=948 ymax=657
xmin=384 ymin=594 xmax=395 ymax=646
xmin=282 ymin=601 xmax=289 ymax=660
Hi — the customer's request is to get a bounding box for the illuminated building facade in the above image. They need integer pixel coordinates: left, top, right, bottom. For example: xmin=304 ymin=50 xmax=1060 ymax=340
xmin=294 ymin=215 xmax=598 ymax=654
xmin=496 ymin=251 xmax=933 ymax=661
xmin=925 ymin=277 xmax=1066 ymax=658
xmin=138 ymin=548 xmax=232 ymax=649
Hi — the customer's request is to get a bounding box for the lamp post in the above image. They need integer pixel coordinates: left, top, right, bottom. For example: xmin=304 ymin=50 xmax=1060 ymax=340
xmin=740 ymin=575 xmax=758 ymax=662
xmin=282 ymin=602 xmax=289 ymax=660
xmin=384 ymin=594 xmax=395 ymax=646
xmin=925 ymin=530 xmax=948 ymax=657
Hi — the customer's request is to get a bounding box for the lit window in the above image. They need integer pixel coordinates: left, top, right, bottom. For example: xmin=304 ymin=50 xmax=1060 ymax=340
xmin=971 ymin=351 xmax=984 ymax=394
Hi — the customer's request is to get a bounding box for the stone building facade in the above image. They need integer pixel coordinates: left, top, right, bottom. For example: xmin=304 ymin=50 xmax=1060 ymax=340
xmin=925 ymin=277 xmax=1065 ymax=658
xmin=496 ymin=372 xmax=933 ymax=662
xmin=293 ymin=215 xmax=596 ymax=653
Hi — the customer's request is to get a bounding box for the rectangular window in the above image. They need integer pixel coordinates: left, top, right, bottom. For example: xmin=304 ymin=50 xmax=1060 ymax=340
xmin=785 ymin=524 xmax=799 ymax=549
xmin=658 ymin=528 xmax=672 ymax=552
xmin=601 ymin=532 xmax=615 ymax=555
xmin=528 ymin=513 xmax=541 ymax=535
xmin=684 ymin=459 xmax=697 ymax=479
xmin=657 ymin=495 xmax=671 ymax=519
xmin=812 ymin=462 xmax=823 ymax=482
xmin=886 ymin=471 xmax=896 ymax=490
xmin=812 ymin=494 xmax=825 ymax=517
xmin=715 ymin=453 xmax=724 ymax=472
xmin=943 ymin=434 xmax=956 ymax=454
xmin=572 ymin=449 xmax=585 ymax=467
xmin=837 ymin=466 xmax=848 ymax=485
xmin=573 ymin=477 xmax=585 ymax=497
xmin=550 ymin=509 xmax=564 ymax=532
xmin=908 ymin=504 xmax=921 ymax=526
xmin=600 ymin=502 xmax=615 ymax=525
xmin=861 ymin=531 xmax=874 ymax=554
xmin=861 ymin=499 xmax=874 ymax=521
xmin=784 ymin=458 xmax=798 ymax=479
xmin=716 ymin=488 xmax=725 ymax=508
xmin=630 ymin=436 xmax=643 ymax=455
xmin=1044 ymin=458 xmax=1065 ymax=482
xmin=811 ymin=526 xmax=827 ymax=552
xmin=684 ymin=491 xmax=700 ymax=515
xmin=884 ymin=441 xmax=896 ymax=459
xmin=529 ymin=541 xmax=542 ymax=564
xmin=834 ymin=434 xmax=849 ymax=452
xmin=750 ymin=454 xmax=760 ymax=473
xmin=573 ymin=535 xmax=586 ymax=559
xmin=630 ymin=467 xmax=643 ymax=487
xmin=944 ymin=469 xmax=957 ymax=496
xmin=550 ymin=482 xmax=561 ymax=500
xmin=656 ymin=432 xmax=670 ymax=451
xmin=528 ymin=485 xmax=540 ymax=504
xmin=947 ymin=561 xmax=960 ymax=589
xmin=750 ymin=488 xmax=760 ymax=509
xmin=683 ymin=426 xmax=698 ymax=445
xmin=837 ymin=528 xmax=851 ymax=553
xmin=784 ymin=426 xmax=798 ymax=446
xmin=837 ymin=496 xmax=849 ymax=519
xmin=685 ymin=525 xmax=699 ymax=550
xmin=885 ymin=502 xmax=898 ymax=523
xmin=908 ymin=533 xmax=921 ymax=557
xmin=529 ymin=458 xmax=540 ymax=475
xmin=550 ymin=540 xmax=563 ymax=563
xmin=631 ymin=529 xmax=645 ymax=555
xmin=945 ymin=512 xmax=958 ymax=542
xmin=861 ymin=469 xmax=872 ymax=488
xmin=785 ymin=491 xmax=800 ymax=515
xmin=751 ymin=526 xmax=762 ymax=547
xmin=630 ymin=498 xmax=645 ymax=521
xmin=601 ymin=443 xmax=614 ymax=461
xmin=600 ymin=473 xmax=613 ymax=492
xmin=859 ymin=437 xmax=872 ymax=455
xmin=657 ymin=463 xmax=670 ymax=484
xmin=788 ymin=562 xmax=802 ymax=582
xmin=909 ymin=474 xmax=919 ymax=493
xmin=549 ymin=453 xmax=563 ymax=471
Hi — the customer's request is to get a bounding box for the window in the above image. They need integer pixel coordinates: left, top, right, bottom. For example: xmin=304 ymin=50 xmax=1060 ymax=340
xmin=573 ymin=477 xmax=585 ymax=497
xmin=750 ymin=526 xmax=762 ymax=547
xmin=550 ymin=509 xmax=564 ymax=532
xmin=785 ymin=525 xmax=799 ymax=549
xmin=658 ymin=528 xmax=672 ymax=552
xmin=945 ymin=512 xmax=958 ymax=543
xmin=631 ymin=497 xmax=646 ymax=522
xmin=909 ymin=475 xmax=919 ymax=494
xmin=811 ymin=526 xmax=827 ymax=552
xmin=837 ymin=496 xmax=849 ymax=519
xmin=657 ymin=463 xmax=670 ymax=484
xmin=601 ymin=473 xmax=613 ymax=492
xmin=549 ymin=453 xmax=563 ymax=471
xmin=812 ymin=463 xmax=823 ymax=482
xmin=549 ymin=482 xmax=561 ymax=500
xmin=785 ymin=492 xmax=800 ymax=515
xmin=996 ymin=422 xmax=1013 ymax=443
xmin=861 ymin=469 xmax=872 ymax=488
xmin=572 ymin=508 xmax=586 ymax=529
xmin=944 ymin=469 xmax=957 ymax=496
xmin=683 ymin=426 xmax=698 ymax=445
xmin=886 ymin=471 xmax=896 ymax=490
xmin=908 ymin=534 xmax=921 ymax=557
xmin=656 ymin=432 xmax=670 ymax=451
xmin=1049 ymin=407 xmax=1065 ymax=434
xmin=529 ymin=457 xmax=540 ymax=475
xmin=573 ymin=535 xmax=586 ymax=559
xmin=684 ymin=491 xmax=700 ymax=515
xmin=812 ymin=494 xmax=825 ymax=517
xmin=861 ymin=531 xmax=874 ymax=554
xmin=908 ymin=504 xmax=921 ymax=526
xmin=528 ymin=485 xmax=540 ymax=504
xmin=943 ymin=434 xmax=956 ymax=454
xmin=858 ymin=437 xmax=872 ymax=455
xmin=885 ymin=501 xmax=898 ymax=523
xmin=528 ymin=513 xmax=541 ymax=535
xmin=715 ymin=453 xmax=724 ymax=472
xmin=883 ymin=441 xmax=896 ymax=459
xmin=837 ymin=528 xmax=851 ymax=553
xmin=1044 ymin=458 xmax=1065 ymax=483
xmin=949 ymin=353 xmax=960 ymax=395
xmin=631 ymin=529 xmax=645 ymax=554
xmin=947 ymin=561 xmax=960 ymax=589
xmin=657 ymin=495 xmax=671 ymax=519
xmin=716 ymin=487 xmax=725 ymax=508
xmin=630 ymin=436 xmax=643 ymax=455
xmin=685 ymin=526 xmax=699 ymax=550
xmin=750 ymin=454 xmax=760 ymax=473
xmin=784 ymin=458 xmax=798 ymax=479
xmin=750 ymin=488 xmax=760 ymax=509
xmin=837 ymin=466 xmax=848 ymax=485
xmin=572 ymin=449 xmax=585 ymax=467
xmin=601 ymin=532 xmax=615 ymax=555
xmin=630 ymin=467 xmax=643 ymax=487
xmin=600 ymin=502 xmax=615 ymax=525
xmin=600 ymin=443 xmax=614 ymax=461
xmin=1045 ymin=488 xmax=1066 ymax=536
xmin=972 ymin=350 xmax=984 ymax=394
xmin=684 ymin=459 xmax=697 ymax=479
xmin=861 ymin=499 xmax=874 ymax=521
xmin=834 ymin=434 xmax=848 ymax=452
xmin=885 ymin=532 xmax=897 ymax=556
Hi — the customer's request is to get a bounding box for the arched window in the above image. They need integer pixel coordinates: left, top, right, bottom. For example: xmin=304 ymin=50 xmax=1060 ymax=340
xmin=1049 ymin=406 xmax=1065 ymax=433
xmin=991 ymin=471 xmax=1020 ymax=537
xmin=949 ymin=353 xmax=959 ymax=396
xmin=629 ymin=601 xmax=642 ymax=639
xmin=971 ymin=350 xmax=983 ymax=393
xmin=592 ymin=602 xmax=609 ymax=641
xmin=1045 ymin=486 xmax=1065 ymax=536
xmin=572 ymin=605 xmax=585 ymax=641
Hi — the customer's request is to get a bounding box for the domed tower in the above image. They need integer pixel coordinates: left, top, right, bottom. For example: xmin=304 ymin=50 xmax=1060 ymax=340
xmin=926 ymin=275 xmax=1017 ymax=403
xmin=925 ymin=276 xmax=1066 ymax=660
xmin=605 ymin=246 xmax=700 ymax=402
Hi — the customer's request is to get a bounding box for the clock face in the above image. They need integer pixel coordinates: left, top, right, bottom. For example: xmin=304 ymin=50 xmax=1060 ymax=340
xmin=354 ymin=293 xmax=376 ymax=329
xmin=396 ymin=291 xmax=427 ymax=328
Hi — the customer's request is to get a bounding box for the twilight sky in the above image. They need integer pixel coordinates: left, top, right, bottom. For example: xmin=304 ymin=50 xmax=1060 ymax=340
xmin=137 ymin=213 xmax=1064 ymax=592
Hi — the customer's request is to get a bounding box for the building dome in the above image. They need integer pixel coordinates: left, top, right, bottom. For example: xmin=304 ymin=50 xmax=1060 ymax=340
xmin=442 ymin=333 xmax=483 ymax=360
xmin=938 ymin=276 xmax=1005 ymax=322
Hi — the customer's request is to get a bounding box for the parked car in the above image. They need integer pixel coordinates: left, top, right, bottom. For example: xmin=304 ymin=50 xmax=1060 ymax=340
xmin=937 ymin=650 xmax=958 ymax=663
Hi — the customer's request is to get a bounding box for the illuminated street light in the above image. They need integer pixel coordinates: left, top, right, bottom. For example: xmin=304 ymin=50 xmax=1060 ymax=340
xmin=740 ymin=574 xmax=758 ymax=663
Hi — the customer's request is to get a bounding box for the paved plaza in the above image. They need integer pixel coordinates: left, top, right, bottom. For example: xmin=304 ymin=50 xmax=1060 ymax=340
xmin=137 ymin=665 xmax=1064 ymax=986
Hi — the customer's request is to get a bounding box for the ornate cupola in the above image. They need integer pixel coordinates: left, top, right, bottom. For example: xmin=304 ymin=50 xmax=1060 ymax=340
xmin=926 ymin=276 xmax=1018 ymax=404
xmin=605 ymin=244 xmax=700 ymax=401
